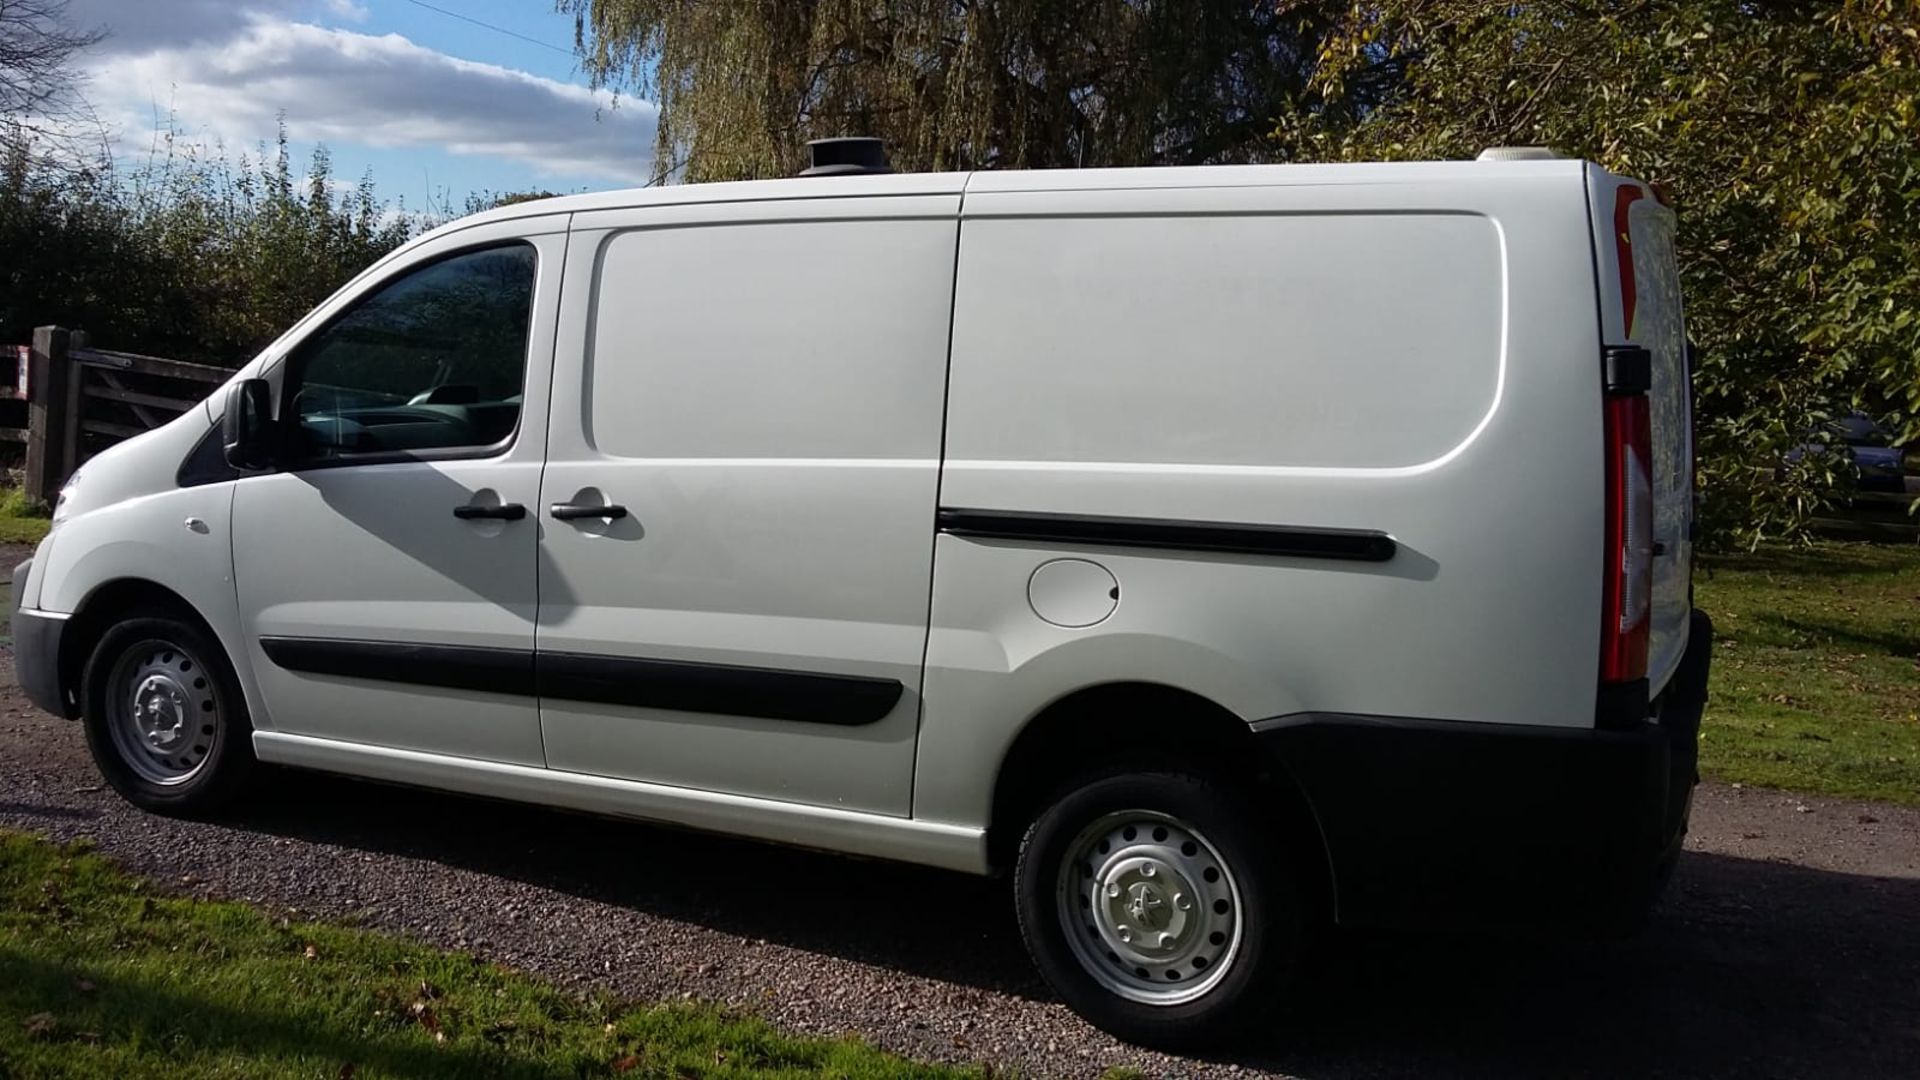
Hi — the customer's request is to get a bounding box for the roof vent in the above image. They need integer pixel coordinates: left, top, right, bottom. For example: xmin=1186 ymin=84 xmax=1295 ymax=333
xmin=800 ymin=137 xmax=891 ymax=177
xmin=1477 ymin=146 xmax=1561 ymax=162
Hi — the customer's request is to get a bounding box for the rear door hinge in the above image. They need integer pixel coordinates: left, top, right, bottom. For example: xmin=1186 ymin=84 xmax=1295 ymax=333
xmin=1604 ymin=345 xmax=1652 ymax=396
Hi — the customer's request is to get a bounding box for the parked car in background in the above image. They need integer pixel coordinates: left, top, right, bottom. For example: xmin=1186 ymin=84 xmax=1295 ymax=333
xmin=1787 ymin=413 xmax=1919 ymax=539
xmin=13 ymin=143 xmax=1712 ymax=1047
xmin=1833 ymin=414 xmax=1918 ymax=496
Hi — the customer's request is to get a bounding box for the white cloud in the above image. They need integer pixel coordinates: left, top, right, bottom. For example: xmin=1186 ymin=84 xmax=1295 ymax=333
xmin=72 ymin=3 xmax=656 ymax=185
xmin=321 ymin=0 xmax=369 ymax=22
xmin=73 ymin=0 xmax=336 ymax=54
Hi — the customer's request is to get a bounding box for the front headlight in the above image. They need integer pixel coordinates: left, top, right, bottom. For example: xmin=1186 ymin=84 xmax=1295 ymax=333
xmin=50 ymin=469 xmax=81 ymax=524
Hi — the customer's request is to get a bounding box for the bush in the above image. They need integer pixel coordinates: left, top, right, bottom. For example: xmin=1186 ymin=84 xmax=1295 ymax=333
xmin=0 ymin=121 xmax=417 ymax=367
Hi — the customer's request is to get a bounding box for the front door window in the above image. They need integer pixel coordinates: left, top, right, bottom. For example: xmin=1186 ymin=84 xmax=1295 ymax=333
xmin=284 ymin=244 xmax=537 ymax=461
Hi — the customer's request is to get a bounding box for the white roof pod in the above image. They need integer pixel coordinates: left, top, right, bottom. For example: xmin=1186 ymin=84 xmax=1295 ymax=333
xmin=1477 ymin=146 xmax=1562 ymax=161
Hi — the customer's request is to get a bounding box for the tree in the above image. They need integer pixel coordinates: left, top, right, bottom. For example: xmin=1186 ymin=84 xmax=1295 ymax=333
xmin=483 ymin=190 xmax=559 ymax=209
xmin=460 ymin=189 xmax=560 ymax=214
xmin=1275 ymin=0 xmax=1920 ymax=546
xmin=0 ymin=0 xmax=105 ymax=158
xmin=563 ymin=0 xmax=1386 ymax=182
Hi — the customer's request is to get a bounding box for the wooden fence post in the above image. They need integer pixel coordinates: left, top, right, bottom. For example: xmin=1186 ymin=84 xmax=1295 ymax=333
xmin=24 ymin=325 xmax=74 ymax=507
xmin=62 ymin=330 xmax=85 ymax=476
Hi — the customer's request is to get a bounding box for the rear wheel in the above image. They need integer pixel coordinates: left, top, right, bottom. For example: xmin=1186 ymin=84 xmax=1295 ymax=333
xmin=1014 ymin=770 xmax=1305 ymax=1048
xmin=81 ymin=613 xmax=255 ymax=815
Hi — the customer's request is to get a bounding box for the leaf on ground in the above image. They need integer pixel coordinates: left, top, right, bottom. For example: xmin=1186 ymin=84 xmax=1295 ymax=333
xmin=303 ymin=944 xmax=318 ymax=960
xmin=337 ymin=1065 xmax=356 ymax=1080
xmin=23 ymin=1012 xmax=56 ymax=1039
xmin=72 ymin=977 xmax=96 ymax=993
xmin=612 ymin=1054 xmax=641 ymax=1072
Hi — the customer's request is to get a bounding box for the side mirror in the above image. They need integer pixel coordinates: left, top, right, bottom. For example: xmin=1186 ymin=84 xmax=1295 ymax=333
xmin=221 ymin=378 xmax=277 ymax=471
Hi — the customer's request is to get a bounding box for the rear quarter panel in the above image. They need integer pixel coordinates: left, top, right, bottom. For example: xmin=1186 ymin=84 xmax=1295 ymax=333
xmin=915 ymin=165 xmax=1607 ymax=828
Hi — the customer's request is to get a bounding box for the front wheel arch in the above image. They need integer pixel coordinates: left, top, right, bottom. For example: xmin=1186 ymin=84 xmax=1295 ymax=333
xmin=77 ymin=604 xmax=257 ymax=814
xmin=59 ymin=579 xmax=227 ymax=719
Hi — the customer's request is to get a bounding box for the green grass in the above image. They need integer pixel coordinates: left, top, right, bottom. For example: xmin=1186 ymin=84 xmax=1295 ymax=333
xmin=0 ymin=486 xmax=50 ymax=544
xmin=0 ymin=832 xmax=978 ymax=1080
xmin=1695 ymin=540 xmax=1920 ymax=805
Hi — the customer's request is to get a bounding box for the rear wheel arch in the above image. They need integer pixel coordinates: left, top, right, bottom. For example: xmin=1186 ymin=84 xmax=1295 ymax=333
xmin=986 ymin=682 xmax=1331 ymax=911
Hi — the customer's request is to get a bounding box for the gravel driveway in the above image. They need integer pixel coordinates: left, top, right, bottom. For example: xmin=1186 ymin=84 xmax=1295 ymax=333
xmin=1 ymin=638 xmax=1914 ymax=1078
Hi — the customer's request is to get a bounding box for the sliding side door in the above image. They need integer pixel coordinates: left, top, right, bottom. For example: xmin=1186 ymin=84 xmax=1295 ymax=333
xmin=534 ymin=193 xmax=959 ymax=815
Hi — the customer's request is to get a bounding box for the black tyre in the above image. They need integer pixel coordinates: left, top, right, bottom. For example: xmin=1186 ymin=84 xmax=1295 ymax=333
xmin=1014 ymin=770 xmax=1305 ymax=1048
xmin=80 ymin=612 xmax=255 ymax=815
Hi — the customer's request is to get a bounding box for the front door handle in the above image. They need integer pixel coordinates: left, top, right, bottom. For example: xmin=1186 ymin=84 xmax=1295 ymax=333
xmin=453 ymin=503 xmax=526 ymax=521
xmin=551 ymin=502 xmax=628 ymax=521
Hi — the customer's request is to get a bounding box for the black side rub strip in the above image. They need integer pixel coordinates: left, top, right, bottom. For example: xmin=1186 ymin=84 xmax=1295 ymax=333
xmin=537 ymin=652 xmax=901 ymax=726
xmin=258 ymin=637 xmax=901 ymax=726
xmin=937 ymin=508 xmax=1396 ymax=563
xmin=259 ymin=637 xmax=534 ymax=696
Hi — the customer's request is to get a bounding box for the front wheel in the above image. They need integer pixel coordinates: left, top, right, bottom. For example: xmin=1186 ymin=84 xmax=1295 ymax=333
xmin=81 ymin=613 xmax=255 ymax=815
xmin=1014 ymin=771 xmax=1305 ymax=1048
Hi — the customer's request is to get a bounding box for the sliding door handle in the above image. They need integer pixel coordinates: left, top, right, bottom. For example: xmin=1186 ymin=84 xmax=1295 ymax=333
xmin=551 ymin=502 xmax=628 ymax=521
xmin=453 ymin=503 xmax=526 ymax=521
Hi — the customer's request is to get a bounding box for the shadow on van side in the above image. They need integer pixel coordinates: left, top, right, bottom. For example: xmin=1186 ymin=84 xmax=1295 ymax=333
xmin=212 ymin=768 xmax=1919 ymax=1079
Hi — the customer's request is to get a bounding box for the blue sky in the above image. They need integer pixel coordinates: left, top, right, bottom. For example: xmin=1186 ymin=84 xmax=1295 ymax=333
xmin=69 ymin=0 xmax=658 ymax=210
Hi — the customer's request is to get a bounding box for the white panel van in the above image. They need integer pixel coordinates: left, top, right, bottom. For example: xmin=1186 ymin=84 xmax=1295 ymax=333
xmin=12 ymin=147 xmax=1713 ymax=1047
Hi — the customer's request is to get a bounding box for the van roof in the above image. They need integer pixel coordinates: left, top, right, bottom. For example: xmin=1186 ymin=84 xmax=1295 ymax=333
xmin=421 ymin=158 xmax=1592 ymax=245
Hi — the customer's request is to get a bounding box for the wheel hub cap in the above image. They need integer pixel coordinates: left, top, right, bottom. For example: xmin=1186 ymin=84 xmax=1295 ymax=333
xmin=135 ymin=675 xmax=189 ymax=750
xmin=1057 ymin=811 xmax=1244 ymax=1005
xmin=1108 ymin=860 xmax=1189 ymax=951
xmin=106 ymin=641 xmax=219 ymax=787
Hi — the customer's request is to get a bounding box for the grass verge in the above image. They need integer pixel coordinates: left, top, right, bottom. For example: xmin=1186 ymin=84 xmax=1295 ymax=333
xmin=0 ymin=486 xmax=50 ymax=545
xmin=1694 ymin=540 xmax=1920 ymax=805
xmin=0 ymin=831 xmax=975 ymax=1079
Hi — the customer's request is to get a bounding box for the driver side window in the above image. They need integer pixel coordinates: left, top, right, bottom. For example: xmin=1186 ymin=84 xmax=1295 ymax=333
xmin=287 ymin=243 xmax=537 ymax=461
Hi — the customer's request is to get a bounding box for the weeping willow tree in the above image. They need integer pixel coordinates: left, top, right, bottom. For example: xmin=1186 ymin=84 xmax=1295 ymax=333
xmin=1271 ymin=0 xmax=1920 ymax=545
xmin=562 ymin=0 xmax=1383 ymax=182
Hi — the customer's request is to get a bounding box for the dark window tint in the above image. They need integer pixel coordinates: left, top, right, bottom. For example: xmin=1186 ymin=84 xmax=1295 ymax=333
xmin=177 ymin=422 xmax=237 ymax=488
xmin=288 ymin=244 xmax=535 ymax=459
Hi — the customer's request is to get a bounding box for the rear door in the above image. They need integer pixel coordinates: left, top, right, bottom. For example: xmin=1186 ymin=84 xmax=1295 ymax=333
xmin=1590 ymin=168 xmax=1694 ymax=691
xmin=533 ymin=192 xmax=959 ymax=815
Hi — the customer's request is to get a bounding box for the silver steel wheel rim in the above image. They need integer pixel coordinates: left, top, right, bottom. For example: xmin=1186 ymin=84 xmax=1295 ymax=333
xmin=105 ymin=639 xmax=218 ymax=786
xmin=1056 ymin=810 xmax=1245 ymax=1005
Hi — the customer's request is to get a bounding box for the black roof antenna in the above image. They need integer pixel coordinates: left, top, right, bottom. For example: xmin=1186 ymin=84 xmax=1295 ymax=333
xmin=800 ymin=137 xmax=891 ymax=177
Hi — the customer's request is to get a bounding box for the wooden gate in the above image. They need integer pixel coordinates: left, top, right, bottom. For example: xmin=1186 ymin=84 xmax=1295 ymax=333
xmin=20 ymin=326 xmax=231 ymax=505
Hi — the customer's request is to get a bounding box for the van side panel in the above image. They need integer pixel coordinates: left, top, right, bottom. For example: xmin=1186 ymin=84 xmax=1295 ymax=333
xmin=947 ymin=211 xmax=1503 ymax=469
xmin=916 ymin=169 xmax=1606 ymax=828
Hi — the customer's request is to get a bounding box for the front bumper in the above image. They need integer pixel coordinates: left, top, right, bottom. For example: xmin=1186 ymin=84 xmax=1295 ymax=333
xmin=12 ymin=559 xmax=73 ymax=717
xmin=1257 ymin=608 xmax=1714 ymax=930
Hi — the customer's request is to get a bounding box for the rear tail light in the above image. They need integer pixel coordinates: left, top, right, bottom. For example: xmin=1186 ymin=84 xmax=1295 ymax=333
xmin=1601 ymin=351 xmax=1654 ymax=683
